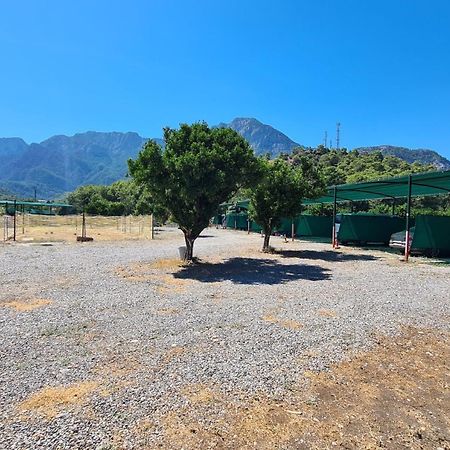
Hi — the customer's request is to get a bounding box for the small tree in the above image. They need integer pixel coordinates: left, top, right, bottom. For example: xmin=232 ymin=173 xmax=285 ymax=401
xmin=249 ymin=157 xmax=324 ymax=252
xmin=128 ymin=122 xmax=261 ymax=260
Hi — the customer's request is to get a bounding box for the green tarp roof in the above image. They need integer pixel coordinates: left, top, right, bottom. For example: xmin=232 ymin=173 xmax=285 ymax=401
xmin=304 ymin=170 xmax=450 ymax=204
xmin=0 ymin=200 xmax=72 ymax=208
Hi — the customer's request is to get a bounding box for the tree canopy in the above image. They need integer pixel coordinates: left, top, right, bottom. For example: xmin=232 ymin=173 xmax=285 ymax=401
xmin=249 ymin=157 xmax=324 ymax=251
xmin=128 ymin=122 xmax=261 ymax=260
xmin=66 ymin=180 xmax=160 ymax=217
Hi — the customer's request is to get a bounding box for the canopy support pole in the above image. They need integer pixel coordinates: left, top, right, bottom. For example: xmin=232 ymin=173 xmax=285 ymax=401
xmin=405 ymin=175 xmax=412 ymax=262
xmin=332 ymin=187 xmax=337 ymax=248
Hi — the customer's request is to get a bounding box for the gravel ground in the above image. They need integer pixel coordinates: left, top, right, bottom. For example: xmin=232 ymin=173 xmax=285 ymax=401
xmin=0 ymin=227 xmax=449 ymax=449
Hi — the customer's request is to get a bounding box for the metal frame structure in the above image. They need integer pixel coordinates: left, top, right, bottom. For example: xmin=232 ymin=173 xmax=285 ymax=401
xmin=303 ymin=170 xmax=450 ymax=261
xmin=0 ymin=200 xmax=72 ymax=242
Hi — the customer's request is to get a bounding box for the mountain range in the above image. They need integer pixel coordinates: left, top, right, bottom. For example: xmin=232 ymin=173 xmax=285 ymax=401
xmin=0 ymin=118 xmax=449 ymax=199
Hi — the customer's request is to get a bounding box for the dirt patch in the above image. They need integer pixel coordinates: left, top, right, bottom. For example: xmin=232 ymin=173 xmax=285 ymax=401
xmin=262 ymin=314 xmax=303 ymax=330
xmin=182 ymin=384 xmax=221 ymax=405
xmin=115 ymin=259 xmax=191 ymax=294
xmin=156 ymin=307 xmax=179 ymax=315
xmin=150 ymin=258 xmax=184 ymax=270
xmin=157 ymin=274 xmax=189 ymax=294
xmin=318 ymin=308 xmax=338 ymax=318
xmin=262 ymin=308 xmax=303 ymax=330
xmin=1 ymin=298 xmax=53 ymax=312
xmin=162 ymin=346 xmax=186 ymax=365
xmin=154 ymin=327 xmax=449 ymax=449
xmin=18 ymin=381 xmax=100 ymax=419
xmin=93 ymin=354 xmax=142 ymax=380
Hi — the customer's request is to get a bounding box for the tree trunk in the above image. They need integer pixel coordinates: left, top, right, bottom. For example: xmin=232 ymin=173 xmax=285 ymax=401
xmin=262 ymin=226 xmax=272 ymax=252
xmin=183 ymin=233 xmax=195 ymax=261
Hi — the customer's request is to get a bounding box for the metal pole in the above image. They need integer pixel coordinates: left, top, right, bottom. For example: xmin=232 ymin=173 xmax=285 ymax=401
xmin=405 ymin=175 xmax=412 ymax=262
xmin=82 ymin=211 xmax=86 ymax=239
xmin=150 ymin=214 xmax=154 ymax=240
xmin=13 ymin=200 xmax=17 ymax=241
xmin=247 ymin=218 xmax=250 ymax=234
xmin=332 ymin=187 xmax=337 ymax=248
xmin=291 ymin=217 xmax=295 ymax=242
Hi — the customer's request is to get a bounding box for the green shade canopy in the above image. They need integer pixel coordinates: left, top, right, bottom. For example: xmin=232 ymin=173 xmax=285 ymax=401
xmin=0 ymin=200 xmax=72 ymax=208
xmin=303 ymin=170 xmax=450 ymax=204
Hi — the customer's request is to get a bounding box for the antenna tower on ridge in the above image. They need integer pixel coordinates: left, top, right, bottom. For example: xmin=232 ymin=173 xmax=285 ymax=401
xmin=336 ymin=122 xmax=341 ymax=150
xmin=323 ymin=131 xmax=328 ymax=147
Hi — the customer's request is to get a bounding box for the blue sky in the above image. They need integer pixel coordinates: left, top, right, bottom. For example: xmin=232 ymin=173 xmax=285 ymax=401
xmin=1 ymin=0 xmax=449 ymax=157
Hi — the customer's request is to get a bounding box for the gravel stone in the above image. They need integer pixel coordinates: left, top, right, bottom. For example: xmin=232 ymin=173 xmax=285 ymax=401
xmin=0 ymin=227 xmax=449 ymax=448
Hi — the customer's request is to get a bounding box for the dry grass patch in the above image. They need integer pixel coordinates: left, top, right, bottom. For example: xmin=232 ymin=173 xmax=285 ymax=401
xmin=158 ymin=274 xmax=189 ymax=294
xmin=1 ymin=298 xmax=52 ymax=312
xmin=18 ymin=381 xmax=100 ymax=418
xmin=154 ymin=327 xmax=449 ymax=449
xmin=182 ymin=384 xmax=221 ymax=405
xmin=94 ymin=355 xmax=142 ymax=379
xmin=161 ymin=411 xmax=226 ymax=449
xmin=318 ymin=308 xmax=338 ymax=318
xmin=162 ymin=346 xmax=186 ymax=365
xmin=156 ymin=307 xmax=179 ymax=315
xmin=262 ymin=315 xmax=303 ymax=330
xmin=115 ymin=258 xmax=191 ymax=294
xmin=262 ymin=309 xmax=303 ymax=331
xmin=150 ymin=258 xmax=184 ymax=270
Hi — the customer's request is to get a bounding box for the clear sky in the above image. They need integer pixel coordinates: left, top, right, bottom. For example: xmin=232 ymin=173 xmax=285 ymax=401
xmin=1 ymin=0 xmax=449 ymax=157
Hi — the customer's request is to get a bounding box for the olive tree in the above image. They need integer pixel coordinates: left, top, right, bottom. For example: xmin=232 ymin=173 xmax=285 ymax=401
xmin=249 ymin=156 xmax=324 ymax=252
xmin=128 ymin=122 xmax=261 ymax=260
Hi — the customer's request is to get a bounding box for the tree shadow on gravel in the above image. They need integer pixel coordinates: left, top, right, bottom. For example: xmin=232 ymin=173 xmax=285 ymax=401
xmin=173 ymin=257 xmax=331 ymax=285
xmin=276 ymin=250 xmax=378 ymax=262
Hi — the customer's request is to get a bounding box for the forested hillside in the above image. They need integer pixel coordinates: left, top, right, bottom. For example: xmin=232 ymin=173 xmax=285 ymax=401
xmin=355 ymin=145 xmax=450 ymax=170
xmin=284 ymin=146 xmax=449 ymax=216
xmin=284 ymin=145 xmax=434 ymax=186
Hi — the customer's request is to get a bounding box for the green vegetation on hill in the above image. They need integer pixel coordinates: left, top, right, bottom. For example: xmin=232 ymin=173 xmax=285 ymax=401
xmin=284 ymin=146 xmax=434 ymax=186
xmin=284 ymin=146 xmax=450 ymax=216
xmin=355 ymin=145 xmax=450 ymax=171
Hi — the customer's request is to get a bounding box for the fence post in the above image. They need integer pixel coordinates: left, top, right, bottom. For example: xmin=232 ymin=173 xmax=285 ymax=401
xmin=13 ymin=200 xmax=17 ymax=241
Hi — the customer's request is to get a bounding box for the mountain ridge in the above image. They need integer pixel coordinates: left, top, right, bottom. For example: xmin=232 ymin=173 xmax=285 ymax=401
xmin=354 ymin=145 xmax=450 ymax=171
xmin=0 ymin=119 xmax=449 ymax=198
